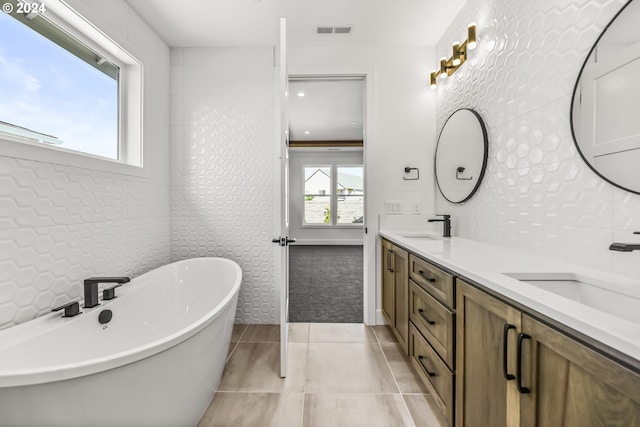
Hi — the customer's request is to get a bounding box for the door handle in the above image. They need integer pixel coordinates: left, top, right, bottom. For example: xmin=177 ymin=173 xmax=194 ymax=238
xmin=503 ymin=324 xmax=516 ymax=380
xmin=272 ymin=237 xmax=295 ymax=246
xmin=417 ymin=270 xmax=436 ymax=282
xmin=417 ymin=355 xmax=436 ymax=377
xmin=517 ymin=332 xmax=531 ymax=394
xmin=418 ymin=308 xmax=436 ymax=325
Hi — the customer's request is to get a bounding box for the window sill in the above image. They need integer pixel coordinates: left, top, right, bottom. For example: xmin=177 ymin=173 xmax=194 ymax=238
xmin=0 ymin=136 xmax=147 ymax=177
xmin=300 ymin=224 xmax=364 ymax=229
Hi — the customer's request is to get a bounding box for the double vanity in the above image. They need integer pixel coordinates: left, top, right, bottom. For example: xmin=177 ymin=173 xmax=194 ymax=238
xmin=380 ymin=231 xmax=640 ymax=427
xmin=389 ymin=1 xmax=640 ymax=424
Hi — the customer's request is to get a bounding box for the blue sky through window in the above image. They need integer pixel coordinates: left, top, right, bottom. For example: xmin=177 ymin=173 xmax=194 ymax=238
xmin=0 ymin=12 xmax=118 ymax=159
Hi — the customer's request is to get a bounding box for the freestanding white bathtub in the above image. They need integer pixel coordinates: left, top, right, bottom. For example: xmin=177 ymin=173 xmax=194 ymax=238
xmin=0 ymin=257 xmax=242 ymax=427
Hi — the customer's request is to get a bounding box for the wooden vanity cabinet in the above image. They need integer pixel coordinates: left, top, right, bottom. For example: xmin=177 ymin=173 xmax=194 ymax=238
xmin=456 ymin=279 xmax=522 ymax=427
xmin=407 ymin=253 xmax=456 ymax=426
xmin=457 ymin=280 xmax=640 ymax=427
xmin=409 ymin=254 xmax=455 ymax=308
xmin=519 ymin=315 xmax=640 ymax=427
xmin=381 ymin=239 xmax=409 ymax=353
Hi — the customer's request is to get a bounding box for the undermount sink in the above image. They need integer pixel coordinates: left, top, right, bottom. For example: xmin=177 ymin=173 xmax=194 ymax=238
xmin=503 ymin=273 xmax=640 ymax=324
xmin=398 ymin=233 xmax=439 ymax=240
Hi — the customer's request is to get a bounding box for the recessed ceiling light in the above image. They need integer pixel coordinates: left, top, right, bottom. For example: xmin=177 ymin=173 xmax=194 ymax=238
xmin=297 ymin=92 xmax=306 ymax=97
xmin=304 ymin=131 xmax=310 ymax=135
xmin=351 ymin=121 xmax=358 ymax=125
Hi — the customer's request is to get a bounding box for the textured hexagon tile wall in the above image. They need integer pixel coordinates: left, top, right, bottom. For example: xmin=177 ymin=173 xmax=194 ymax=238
xmin=170 ymin=48 xmax=277 ymax=323
xmin=0 ymin=157 xmax=171 ymax=330
xmin=434 ymin=0 xmax=640 ymax=277
xmin=0 ymin=3 xmax=171 ymax=331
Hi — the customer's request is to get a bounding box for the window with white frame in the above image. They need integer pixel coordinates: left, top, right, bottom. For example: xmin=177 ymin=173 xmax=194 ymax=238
xmin=0 ymin=0 xmax=142 ymax=166
xmin=303 ymin=165 xmax=364 ymax=226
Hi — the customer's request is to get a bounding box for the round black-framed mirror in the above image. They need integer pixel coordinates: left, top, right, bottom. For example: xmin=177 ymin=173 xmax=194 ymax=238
xmin=435 ymin=108 xmax=488 ymax=203
xmin=570 ymin=0 xmax=640 ymax=195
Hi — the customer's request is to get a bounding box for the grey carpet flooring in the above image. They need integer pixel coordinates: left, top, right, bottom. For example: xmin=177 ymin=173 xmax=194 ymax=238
xmin=289 ymin=245 xmax=363 ymax=323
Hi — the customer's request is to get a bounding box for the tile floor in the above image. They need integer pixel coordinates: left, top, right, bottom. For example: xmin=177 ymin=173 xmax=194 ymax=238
xmin=197 ymin=323 xmax=448 ymax=427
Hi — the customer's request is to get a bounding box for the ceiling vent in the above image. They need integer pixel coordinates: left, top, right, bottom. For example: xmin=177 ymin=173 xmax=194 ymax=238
xmin=316 ymin=26 xmax=352 ymax=35
xmin=333 ymin=26 xmax=352 ymax=34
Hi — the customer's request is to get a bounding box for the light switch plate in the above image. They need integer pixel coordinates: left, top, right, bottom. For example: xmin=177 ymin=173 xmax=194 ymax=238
xmin=385 ymin=201 xmax=403 ymax=215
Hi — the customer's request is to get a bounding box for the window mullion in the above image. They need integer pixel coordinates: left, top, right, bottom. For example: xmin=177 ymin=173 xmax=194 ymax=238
xmin=331 ymin=164 xmax=337 ymax=225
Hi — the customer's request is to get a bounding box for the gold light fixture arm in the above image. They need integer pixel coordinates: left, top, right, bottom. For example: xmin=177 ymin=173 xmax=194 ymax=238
xmin=430 ymin=23 xmax=477 ymax=88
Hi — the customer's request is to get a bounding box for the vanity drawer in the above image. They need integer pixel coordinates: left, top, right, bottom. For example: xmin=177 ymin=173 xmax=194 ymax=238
xmin=409 ymin=280 xmax=454 ymax=369
xmin=409 ymin=254 xmax=455 ymax=308
xmin=409 ymin=323 xmax=454 ymax=425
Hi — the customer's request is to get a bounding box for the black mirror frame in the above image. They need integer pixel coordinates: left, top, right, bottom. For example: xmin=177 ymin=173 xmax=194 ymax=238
xmin=569 ymin=0 xmax=639 ymax=196
xmin=435 ymin=108 xmax=489 ymax=204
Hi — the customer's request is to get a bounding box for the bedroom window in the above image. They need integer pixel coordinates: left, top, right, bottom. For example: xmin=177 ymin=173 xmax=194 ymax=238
xmin=303 ymin=165 xmax=364 ymax=226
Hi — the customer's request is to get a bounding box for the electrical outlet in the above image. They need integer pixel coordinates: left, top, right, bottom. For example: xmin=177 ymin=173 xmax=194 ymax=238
xmin=411 ymin=202 xmax=421 ymax=215
xmin=385 ymin=201 xmax=403 ymax=215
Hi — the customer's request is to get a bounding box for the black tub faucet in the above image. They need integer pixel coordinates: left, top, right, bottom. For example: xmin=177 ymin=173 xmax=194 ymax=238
xmin=84 ymin=277 xmax=130 ymax=308
xmin=428 ymin=214 xmax=451 ymax=238
xmin=609 ymin=232 xmax=640 ymax=252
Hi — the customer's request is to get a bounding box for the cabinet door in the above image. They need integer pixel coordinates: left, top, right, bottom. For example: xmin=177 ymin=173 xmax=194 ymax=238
xmin=456 ymin=280 xmax=522 ymax=427
xmin=381 ymin=239 xmax=395 ymax=326
xmin=393 ymin=246 xmax=409 ymax=353
xmin=520 ymin=315 xmax=640 ymax=427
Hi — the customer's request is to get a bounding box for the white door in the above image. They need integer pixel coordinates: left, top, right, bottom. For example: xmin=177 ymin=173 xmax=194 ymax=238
xmin=274 ymin=17 xmax=292 ymax=378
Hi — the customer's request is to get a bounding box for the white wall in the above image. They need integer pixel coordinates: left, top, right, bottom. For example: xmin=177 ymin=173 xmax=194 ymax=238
xmin=289 ymin=45 xmax=438 ymax=323
xmin=0 ymin=0 xmax=170 ymax=330
xmin=169 ymin=47 xmax=277 ymax=323
xmin=435 ymin=0 xmax=640 ymax=278
xmin=289 ymin=150 xmax=364 ymax=243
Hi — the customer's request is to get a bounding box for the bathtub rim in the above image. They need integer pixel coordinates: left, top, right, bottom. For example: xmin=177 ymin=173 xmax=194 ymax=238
xmin=0 ymin=257 xmax=242 ymax=388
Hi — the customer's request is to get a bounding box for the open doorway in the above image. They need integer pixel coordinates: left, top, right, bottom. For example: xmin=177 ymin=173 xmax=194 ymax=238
xmin=287 ymin=77 xmax=365 ymax=323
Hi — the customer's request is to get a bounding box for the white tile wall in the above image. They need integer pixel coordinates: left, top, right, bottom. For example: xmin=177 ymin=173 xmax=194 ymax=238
xmin=435 ymin=0 xmax=640 ymax=278
xmin=170 ymin=48 xmax=277 ymax=324
xmin=0 ymin=1 xmax=171 ymax=330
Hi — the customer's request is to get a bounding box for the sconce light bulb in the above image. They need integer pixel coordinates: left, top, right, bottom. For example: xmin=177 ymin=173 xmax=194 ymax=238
xmin=430 ymin=71 xmax=437 ymax=88
xmin=467 ymin=24 xmax=477 ymax=50
xmin=439 ymin=58 xmax=448 ymax=79
xmin=452 ymin=42 xmax=461 ymax=66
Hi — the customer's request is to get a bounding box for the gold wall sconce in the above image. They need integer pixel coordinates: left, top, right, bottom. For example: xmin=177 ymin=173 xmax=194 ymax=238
xmin=430 ymin=24 xmax=477 ymax=88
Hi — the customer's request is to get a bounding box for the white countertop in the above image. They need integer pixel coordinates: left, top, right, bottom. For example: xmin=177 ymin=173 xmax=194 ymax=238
xmin=379 ymin=229 xmax=640 ymax=363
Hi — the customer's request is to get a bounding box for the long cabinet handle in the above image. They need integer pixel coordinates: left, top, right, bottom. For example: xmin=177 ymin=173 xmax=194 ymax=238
xmin=517 ymin=333 xmax=531 ymax=394
xmin=502 ymin=324 xmax=516 ymax=380
xmin=391 ymin=250 xmax=396 ymax=273
xmin=417 ymin=355 xmax=436 ymax=377
xmin=387 ymin=250 xmax=394 ymax=273
xmin=417 ymin=270 xmax=436 ymax=282
xmin=418 ymin=308 xmax=436 ymax=325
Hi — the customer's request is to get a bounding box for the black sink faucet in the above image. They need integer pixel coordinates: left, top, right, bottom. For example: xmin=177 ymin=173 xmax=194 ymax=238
xmin=609 ymin=232 xmax=640 ymax=252
xmin=428 ymin=214 xmax=451 ymax=238
xmin=84 ymin=277 xmax=130 ymax=308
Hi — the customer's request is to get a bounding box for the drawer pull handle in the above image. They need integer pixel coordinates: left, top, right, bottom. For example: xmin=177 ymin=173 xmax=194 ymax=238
xmin=417 ymin=270 xmax=436 ymax=282
xmin=417 ymin=355 xmax=436 ymax=377
xmin=418 ymin=309 xmax=436 ymax=325
xmin=502 ymin=324 xmax=516 ymax=381
xmin=517 ymin=333 xmax=531 ymax=394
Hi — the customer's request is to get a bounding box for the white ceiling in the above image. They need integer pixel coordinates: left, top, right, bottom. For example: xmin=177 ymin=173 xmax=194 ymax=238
xmin=125 ymin=0 xmax=468 ymax=47
xmin=288 ymin=79 xmax=363 ymax=141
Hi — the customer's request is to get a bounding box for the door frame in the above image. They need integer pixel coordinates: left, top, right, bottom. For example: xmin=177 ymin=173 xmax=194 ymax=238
xmin=287 ymin=65 xmax=377 ymax=325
